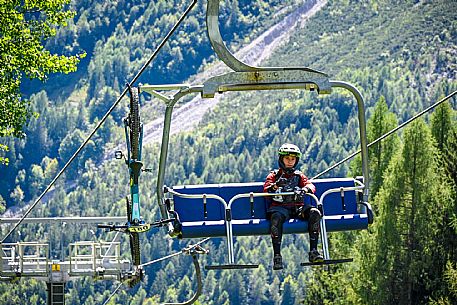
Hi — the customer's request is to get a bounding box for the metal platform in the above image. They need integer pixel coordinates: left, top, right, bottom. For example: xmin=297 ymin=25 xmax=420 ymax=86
xmin=1 ymin=241 xmax=132 ymax=281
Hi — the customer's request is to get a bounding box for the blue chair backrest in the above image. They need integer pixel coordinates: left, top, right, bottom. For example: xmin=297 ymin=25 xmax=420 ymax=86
xmin=171 ymin=184 xmax=223 ymax=222
xmin=308 ymin=178 xmax=359 ymax=215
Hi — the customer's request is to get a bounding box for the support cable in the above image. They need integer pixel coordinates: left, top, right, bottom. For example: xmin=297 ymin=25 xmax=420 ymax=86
xmin=102 ymin=282 xmax=124 ymax=305
xmin=1 ymin=0 xmax=197 ymax=243
xmin=140 ymin=237 xmax=211 ymax=268
xmin=312 ymin=90 xmax=457 ymax=180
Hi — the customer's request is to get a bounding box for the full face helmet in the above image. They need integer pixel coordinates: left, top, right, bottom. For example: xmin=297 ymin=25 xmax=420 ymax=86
xmin=278 ymin=143 xmax=301 ymax=174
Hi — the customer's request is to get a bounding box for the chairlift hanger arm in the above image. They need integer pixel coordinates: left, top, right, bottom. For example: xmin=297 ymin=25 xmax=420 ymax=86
xmin=206 ymin=0 xmax=323 ymax=73
xmin=329 ymin=80 xmax=369 ymax=200
xmin=207 ymin=0 xmax=255 ymax=72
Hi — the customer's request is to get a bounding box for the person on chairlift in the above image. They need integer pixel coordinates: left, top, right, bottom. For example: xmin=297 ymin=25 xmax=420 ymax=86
xmin=264 ymin=143 xmax=324 ymax=270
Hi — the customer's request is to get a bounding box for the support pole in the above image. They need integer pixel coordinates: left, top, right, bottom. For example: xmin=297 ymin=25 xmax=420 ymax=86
xmin=330 ymin=81 xmax=370 ymax=201
xmin=47 ymin=282 xmax=65 ymax=305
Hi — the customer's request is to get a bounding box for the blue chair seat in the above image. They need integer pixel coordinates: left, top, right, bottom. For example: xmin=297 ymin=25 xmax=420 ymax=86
xmin=179 ymin=214 xmax=369 ymax=238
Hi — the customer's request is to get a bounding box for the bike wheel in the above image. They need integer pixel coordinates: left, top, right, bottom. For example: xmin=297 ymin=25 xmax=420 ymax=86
xmin=129 ymin=87 xmax=140 ymax=160
xmin=130 ymin=232 xmax=141 ymax=266
xmin=126 ymin=196 xmax=141 ymax=265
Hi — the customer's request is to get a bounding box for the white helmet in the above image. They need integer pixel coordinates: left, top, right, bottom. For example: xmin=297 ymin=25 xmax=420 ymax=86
xmin=278 ymin=143 xmax=301 ymax=173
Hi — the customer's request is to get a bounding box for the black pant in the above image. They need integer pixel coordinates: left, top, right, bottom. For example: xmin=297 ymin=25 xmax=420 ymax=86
xmin=269 ymin=206 xmax=321 ymax=255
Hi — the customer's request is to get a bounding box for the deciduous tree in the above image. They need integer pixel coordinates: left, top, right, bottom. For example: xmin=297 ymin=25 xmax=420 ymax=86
xmin=0 ymin=0 xmax=84 ymax=143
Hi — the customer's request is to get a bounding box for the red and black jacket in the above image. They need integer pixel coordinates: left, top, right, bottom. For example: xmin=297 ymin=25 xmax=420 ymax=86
xmin=263 ymin=169 xmax=316 ymax=207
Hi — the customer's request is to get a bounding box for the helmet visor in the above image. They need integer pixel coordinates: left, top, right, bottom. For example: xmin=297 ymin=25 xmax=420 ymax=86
xmin=278 ymin=151 xmax=301 ymax=157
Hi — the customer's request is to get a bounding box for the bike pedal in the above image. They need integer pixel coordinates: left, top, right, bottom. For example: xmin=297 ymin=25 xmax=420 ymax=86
xmin=98 ymin=224 xmax=129 ymax=232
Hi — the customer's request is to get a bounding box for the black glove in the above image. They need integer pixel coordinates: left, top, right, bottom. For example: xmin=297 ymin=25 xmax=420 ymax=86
xmin=302 ymin=186 xmax=313 ymax=194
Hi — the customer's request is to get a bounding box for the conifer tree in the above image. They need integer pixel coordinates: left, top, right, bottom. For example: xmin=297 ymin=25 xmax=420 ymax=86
xmin=359 ymin=119 xmax=453 ymax=305
xmin=431 ymin=102 xmax=453 ymax=151
xmin=350 ymin=96 xmax=399 ymax=198
xmin=430 ymin=102 xmax=457 ymax=300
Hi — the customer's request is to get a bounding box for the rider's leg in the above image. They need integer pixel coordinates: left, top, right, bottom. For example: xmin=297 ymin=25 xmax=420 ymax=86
xmin=303 ymin=207 xmax=324 ymax=263
xmin=270 ymin=212 xmax=286 ymax=270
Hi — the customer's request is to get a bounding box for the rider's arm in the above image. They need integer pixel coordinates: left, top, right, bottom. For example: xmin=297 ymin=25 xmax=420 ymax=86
xmin=264 ymin=172 xmax=278 ymax=192
xmin=299 ymin=174 xmax=316 ymax=194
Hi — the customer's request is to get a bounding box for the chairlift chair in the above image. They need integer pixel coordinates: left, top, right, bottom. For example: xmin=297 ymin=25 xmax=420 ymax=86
xmin=140 ymin=0 xmax=373 ymax=270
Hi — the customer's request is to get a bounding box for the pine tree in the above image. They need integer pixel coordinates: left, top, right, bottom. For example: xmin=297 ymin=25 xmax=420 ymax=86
xmin=367 ymin=96 xmax=399 ymax=197
xmin=431 ymin=102 xmax=453 ymax=152
xmin=430 ymin=103 xmax=457 ymax=300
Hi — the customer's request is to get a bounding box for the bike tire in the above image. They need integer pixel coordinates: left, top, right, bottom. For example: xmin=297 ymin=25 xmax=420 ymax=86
xmin=129 ymin=87 xmax=140 ymax=160
xmin=130 ymin=232 xmax=141 ymax=266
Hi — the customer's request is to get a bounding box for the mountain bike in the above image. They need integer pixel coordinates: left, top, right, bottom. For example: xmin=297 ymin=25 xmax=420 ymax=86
xmin=99 ymin=85 xmax=174 ymax=268
xmin=95 ymin=85 xmax=150 ymax=267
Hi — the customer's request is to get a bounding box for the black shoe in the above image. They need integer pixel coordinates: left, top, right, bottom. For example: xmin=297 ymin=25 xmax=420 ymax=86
xmin=308 ymin=249 xmax=324 ymax=263
xmin=273 ymin=254 xmax=283 ymax=270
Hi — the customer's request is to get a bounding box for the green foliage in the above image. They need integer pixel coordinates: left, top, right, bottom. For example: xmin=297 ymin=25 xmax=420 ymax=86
xmin=0 ymin=143 xmax=8 ymax=165
xmin=427 ymin=262 xmax=457 ymax=305
xmin=0 ymin=195 xmax=5 ymax=214
xmin=0 ymin=0 xmax=85 ymax=139
xmin=354 ymin=119 xmax=455 ymax=305
xmin=431 ymin=102 xmax=454 ymax=152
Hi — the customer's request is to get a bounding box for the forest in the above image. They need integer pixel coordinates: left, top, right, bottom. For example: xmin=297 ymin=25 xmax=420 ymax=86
xmin=0 ymin=0 xmax=456 ymax=304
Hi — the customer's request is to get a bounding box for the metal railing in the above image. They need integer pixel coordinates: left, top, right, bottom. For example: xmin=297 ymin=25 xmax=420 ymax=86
xmin=69 ymin=241 xmax=122 ymax=277
xmin=1 ymin=242 xmax=49 ymax=276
